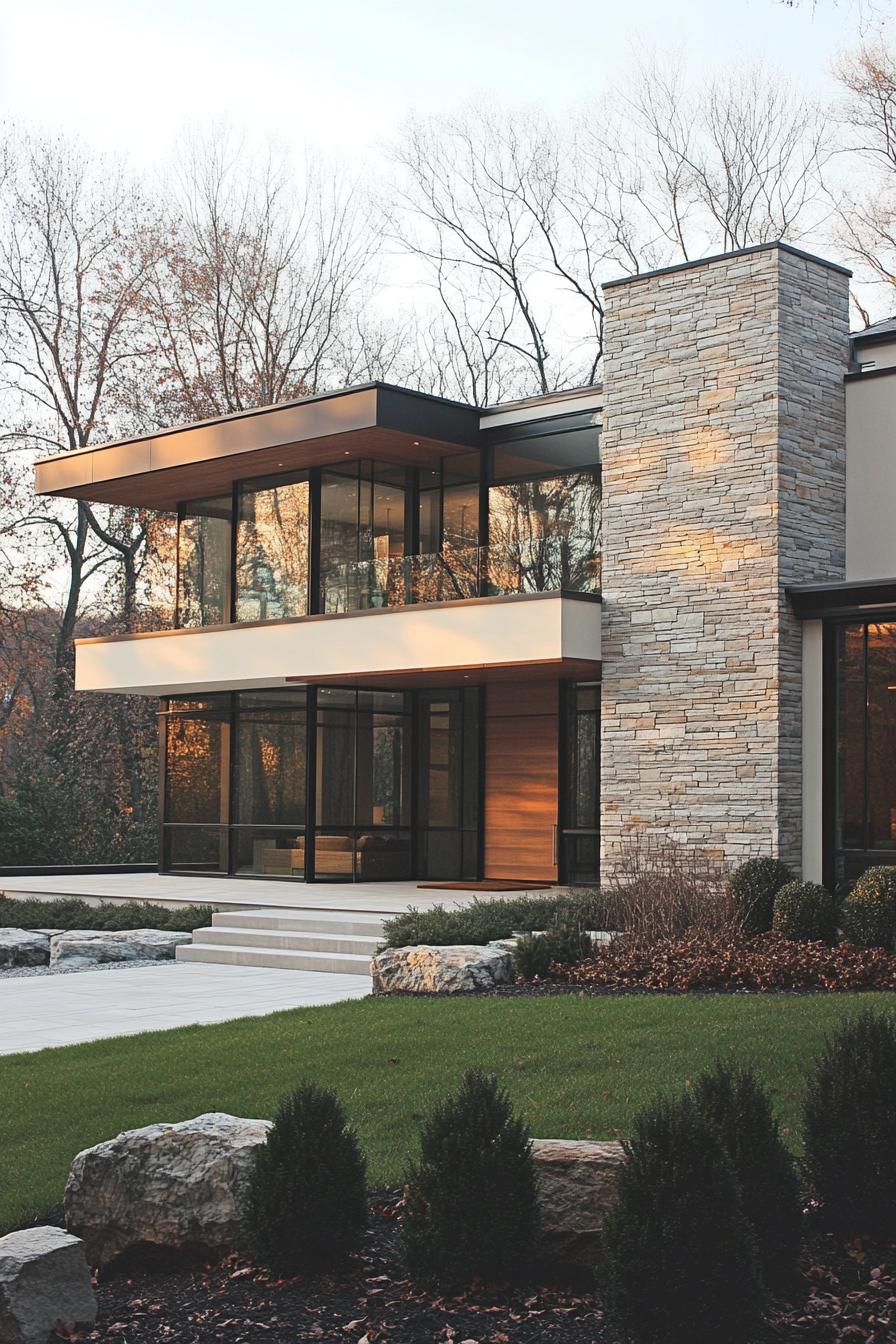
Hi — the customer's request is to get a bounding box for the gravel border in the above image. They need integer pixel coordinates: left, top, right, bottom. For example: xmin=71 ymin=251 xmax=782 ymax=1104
xmin=0 ymin=958 xmax=176 ymax=980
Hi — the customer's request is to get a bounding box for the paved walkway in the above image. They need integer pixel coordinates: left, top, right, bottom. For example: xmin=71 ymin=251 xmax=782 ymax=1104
xmin=0 ymin=963 xmax=371 ymax=1055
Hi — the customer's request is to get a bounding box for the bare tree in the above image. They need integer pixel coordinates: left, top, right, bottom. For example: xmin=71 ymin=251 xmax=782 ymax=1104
xmin=0 ymin=128 xmax=158 ymax=682
xmin=388 ymin=65 xmax=829 ymax=401
xmin=834 ymin=38 xmax=896 ymax=294
xmin=142 ymin=128 xmax=381 ymax=420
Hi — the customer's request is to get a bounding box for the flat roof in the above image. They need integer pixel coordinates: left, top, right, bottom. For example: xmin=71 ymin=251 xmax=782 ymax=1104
xmin=34 ymin=382 xmax=483 ymax=510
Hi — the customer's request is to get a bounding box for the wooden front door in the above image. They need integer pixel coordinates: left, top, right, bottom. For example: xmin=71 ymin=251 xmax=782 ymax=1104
xmin=483 ymin=680 xmax=559 ymax=882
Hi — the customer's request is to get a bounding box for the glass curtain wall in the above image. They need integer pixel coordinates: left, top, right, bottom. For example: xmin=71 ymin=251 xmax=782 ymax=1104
xmin=834 ymin=620 xmax=896 ymax=883
xmin=561 ymin=682 xmax=600 ymax=885
xmin=177 ymin=498 xmax=232 ymax=626
xmin=487 ymin=426 xmax=601 ymax=595
xmin=416 ymin=454 xmax=480 ymax=602
xmin=161 ymin=685 xmax=482 ymax=881
xmin=235 ymin=473 xmax=310 ymax=621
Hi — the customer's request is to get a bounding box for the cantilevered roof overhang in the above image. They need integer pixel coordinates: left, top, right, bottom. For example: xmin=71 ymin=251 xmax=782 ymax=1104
xmin=34 ymin=383 xmax=482 ymax=510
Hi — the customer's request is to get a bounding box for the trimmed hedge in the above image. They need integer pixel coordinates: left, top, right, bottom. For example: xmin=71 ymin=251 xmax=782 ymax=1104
xmin=692 ymin=1060 xmax=802 ymax=1296
xmin=0 ymin=894 xmax=212 ymax=933
xmin=772 ymin=881 xmax=837 ymax=943
xmin=247 ymin=1080 xmax=367 ymax=1273
xmin=603 ymin=1094 xmax=763 ymax=1344
xmin=803 ymin=1010 xmax=896 ymax=1239
xmin=728 ymin=858 xmax=794 ymax=935
xmin=402 ymin=1069 xmax=537 ymax=1287
xmin=843 ymin=866 xmax=896 ymax=949
xmin=381 ymin=890 xmax=605 ymax=948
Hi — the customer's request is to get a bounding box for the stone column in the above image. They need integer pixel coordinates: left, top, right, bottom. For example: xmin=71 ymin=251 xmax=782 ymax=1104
xmin=599 ymin=243 xmax=848 ymax=872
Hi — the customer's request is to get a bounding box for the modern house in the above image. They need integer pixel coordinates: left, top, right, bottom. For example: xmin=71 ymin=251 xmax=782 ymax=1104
xmin=31 ymin=241 xmax=896 ymax=896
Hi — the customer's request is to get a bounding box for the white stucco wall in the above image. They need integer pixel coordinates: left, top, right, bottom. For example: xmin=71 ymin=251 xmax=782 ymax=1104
xmin=846 ymin=374 xmax=896 ymax=580
xmin=75 ymin=595 xmax=601 ymax=696
xmin=801 ymin=619 xmax=824 ymax=882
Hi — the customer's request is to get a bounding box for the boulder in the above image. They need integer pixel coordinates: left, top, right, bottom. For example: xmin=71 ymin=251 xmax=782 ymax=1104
xmin=531 ymin=1139 xmax=627 ymax=1269
xmin=50 ymin=929 xmax=191 ymax=968
xmin=0 ymin=930 xmax=50 ymax=969
xmin=371 ymin=943 xmax=514 ymax=994
xmin=64 ymin=1112 xmax=272 ymax=1265
xmin=0 ymin=1226 xmax=96 ymax=1344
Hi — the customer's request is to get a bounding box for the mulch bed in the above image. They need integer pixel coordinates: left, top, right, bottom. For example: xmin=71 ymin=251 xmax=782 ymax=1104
xmin=76 ymin=1192 xmax=896 ymax=1344
xmin=85 ymin=1192 xmax=609 ymax=1344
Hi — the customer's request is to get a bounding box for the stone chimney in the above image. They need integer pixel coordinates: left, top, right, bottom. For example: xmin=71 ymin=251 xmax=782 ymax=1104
xmin=598 ymin=243 xmax=849 ymax=871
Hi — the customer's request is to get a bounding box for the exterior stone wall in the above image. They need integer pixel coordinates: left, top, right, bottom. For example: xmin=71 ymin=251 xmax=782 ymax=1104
xmin=599 ymin=244 xmax=848 ymax=872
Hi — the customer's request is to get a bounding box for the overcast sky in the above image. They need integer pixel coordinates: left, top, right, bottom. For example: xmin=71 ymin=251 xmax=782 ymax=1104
xmin=0 ymin=0 xmax=889 ymax=167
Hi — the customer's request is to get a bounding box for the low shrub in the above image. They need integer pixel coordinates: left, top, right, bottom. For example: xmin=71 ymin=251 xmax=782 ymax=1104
xmin=381 ymin=889 xmax=605 ymax=948
xmin=512 ymin=922 xmax=592 ymax=981
xmin=803 ymin=1010 xmax=896 ymax=1239
xmin=247 ymin=1081 xmax=367 ymax=1273
xmin=402 ymin=1069 xmax=536 ymax=1287
xmin=728 ymin=857 xmax=794 ymax=936
xmin=772 ymin=881 xmax=837 ymax=943
xmin=692 ymin=1060 xmax=802 ymax=1296
xmin=842 ymin=866 xmax=896 ymax=949
xmin=602 ymin=1093 xmax=763 ymax=1344
xmin=0 ymin=894 xmax=212 ymax=933
xmin=558 ymin=929 xmax=896 ymax=992
xmin=600 ymin=836 xmax=738 ymax=941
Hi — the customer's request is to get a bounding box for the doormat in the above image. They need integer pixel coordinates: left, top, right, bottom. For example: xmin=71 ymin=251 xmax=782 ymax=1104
xmin=416 ymin=880 xmax=555 ymax=892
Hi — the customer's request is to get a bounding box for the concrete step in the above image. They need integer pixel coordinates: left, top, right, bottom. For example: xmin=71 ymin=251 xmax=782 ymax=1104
xmin=176 ymin=942 xmax=372 ymax=975
xmin=194 ymin=925 xmax=381 ymax=955
xmin=210 ymin=909 xmax=385 ymax=938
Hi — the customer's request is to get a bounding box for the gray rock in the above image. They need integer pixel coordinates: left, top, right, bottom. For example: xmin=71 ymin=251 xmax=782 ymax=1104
xmin=531 ymin=1139 xmax=627 ymax=1269
xmin=64 ymin=1112 xmax=272 ymax=1265
xmin=50 ymin=929 xmax=191 ymax=968
xmin=0 ymin=1225 xmax=96 ymax=1344
xmin=371 ymin=943 xmax=513 ymax=994
xmin=0 ymin=930 xmax=49 ymax=969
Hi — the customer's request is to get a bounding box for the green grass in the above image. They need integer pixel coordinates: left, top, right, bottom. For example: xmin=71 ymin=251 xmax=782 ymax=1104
xmin=2 ymin=992 xmax=894 ymax=1234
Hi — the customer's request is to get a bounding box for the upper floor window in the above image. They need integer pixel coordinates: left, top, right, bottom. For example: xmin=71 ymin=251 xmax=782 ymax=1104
xmin=236 ymin=471 xmax=310 ymax=622
xmin=177 ymin=497 xmax=231 ymax=628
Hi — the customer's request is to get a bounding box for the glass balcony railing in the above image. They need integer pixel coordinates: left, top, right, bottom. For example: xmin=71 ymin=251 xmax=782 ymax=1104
xmin=320 ymin=539 xmax=601 ymax=615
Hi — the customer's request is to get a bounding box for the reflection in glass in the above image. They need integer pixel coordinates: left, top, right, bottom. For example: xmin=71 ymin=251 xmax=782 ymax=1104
xmin=177 ymin=497 xmax=232 ymax=627
xmin=487 ymin=471 xmax=601 ymax=594
xmin=867 ymin=623 xmax=896 ymax=848
xmin=561 ymin=682 xmax=599 ymax=886
xmin=235 ymin=696 xmax=306 ymax=826
xmin=320 ymin=463 xmax=407 ymax=612
xmin=416 ymin=687 xmax=480 ymax=881
xmin=165 ymin=714 xmax=226 ymax=823
xmin=836 ymin=624 xmax=865 ymax=851
xmin=236 ymin=474 xmax=310 ymax=622
xmin=163 ymin=825 xmax=227 ymax=873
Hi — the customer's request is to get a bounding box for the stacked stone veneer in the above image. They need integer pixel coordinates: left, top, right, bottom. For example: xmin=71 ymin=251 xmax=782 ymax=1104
xmin=599 ymin=244 xmax=848 ymax=872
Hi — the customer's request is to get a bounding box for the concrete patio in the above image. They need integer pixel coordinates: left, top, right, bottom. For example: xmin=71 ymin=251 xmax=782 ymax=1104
xmin=0 ymin=872 xmax=525 ymax=915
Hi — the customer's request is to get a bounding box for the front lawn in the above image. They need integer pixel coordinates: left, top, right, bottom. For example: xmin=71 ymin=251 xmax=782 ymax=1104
xmin=2 ymin=991 xmax=894 ymax=1233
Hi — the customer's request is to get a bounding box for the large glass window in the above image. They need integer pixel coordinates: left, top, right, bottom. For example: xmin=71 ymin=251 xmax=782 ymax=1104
xmin=415 ymin=687 xmax=480 ymax=880
xmin=233 ymin=690 xmax=307 ymax=876
xmin=487 ymin=426 xmax=601 ymax=595
xmin=235 ymin=473 xmax=310 ymax=621
xmin=162 ymin=697 xmax=229 ymax=873
xmin=315 ymin=689 xmax=413 ymax=880
xmin=834 ymin=621 xmax=896 ymax=884
xmin=320 ymin=463 xmax=408 ymax=612
xmin=561 ymin=682 xmax=600 ymax=886
xmin=177 ymin=497 xmax=232 ymax=627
